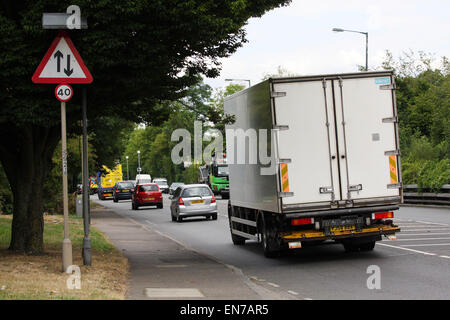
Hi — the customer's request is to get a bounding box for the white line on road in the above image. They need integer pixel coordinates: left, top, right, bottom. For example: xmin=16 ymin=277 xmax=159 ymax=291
xmin=395 ymin=233 xmax=450 ymax=236
xmin=399 ymin=228 xmax=450 ymax=232
xmin=439 ymin=256 xmax=450 ymax=259
xmin=400 ymin=243 xmax=450 ymax=247
xmin=376 ymin=242 xmax=436 ymax=256
xmin=287 ymin=290 xmax=298 ymax=295
xmin=267 ymin=282 xmax=280 ymax=288
xmin=415 ymin=220 xmax=449 ymax=226
xmin=382 ymin=237 xmax=450 ymax=242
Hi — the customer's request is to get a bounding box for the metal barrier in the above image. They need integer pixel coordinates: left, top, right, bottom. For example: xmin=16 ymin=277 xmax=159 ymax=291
xmin=403 ymin=184 xmax=450 ymax=206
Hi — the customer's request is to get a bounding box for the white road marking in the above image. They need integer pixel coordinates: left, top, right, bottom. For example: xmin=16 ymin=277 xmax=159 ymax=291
xmin=382 ymin=237 xmax=450 ymax=242
xmin=376 ymin=242 xmax=436 ymax=256
xmin=145 ymin=288 xmax=204 ymax=298
xmin=415 ymin=220 xmax=449 ymax=226
xmin=401 ymin=243 xmax=450 ymax=247
xmin=439 ymin=256 xmax=450 ymax=259
xmin=267 ymin=282 xmax=280 ymax=288
xmin=287 ymin=290 xmax=299 ymax=295
xmin=399 ymin=228 xmax=450 ymax=232
xmin=396 ymin=233 xmax=450 ymax=236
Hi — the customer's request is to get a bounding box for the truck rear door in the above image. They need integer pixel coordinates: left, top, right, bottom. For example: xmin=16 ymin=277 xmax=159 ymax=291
xmin=334 ymin=75 xmax=401 ymax=203
xmin=272 ymin=79 xmax=341 ymax=208
xmin=272 ymin=73 xmax=401 ymax=211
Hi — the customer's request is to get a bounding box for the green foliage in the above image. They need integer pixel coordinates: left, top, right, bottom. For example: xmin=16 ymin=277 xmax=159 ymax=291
xmin=381 ymin=51 xmax=450 ymax=189
xmin=183 ymin=164 xmax=200 ymax=184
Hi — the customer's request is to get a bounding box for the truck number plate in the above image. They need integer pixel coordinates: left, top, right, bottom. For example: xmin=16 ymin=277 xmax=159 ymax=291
xmin=331 ymin=225 xmax=356 ymax=232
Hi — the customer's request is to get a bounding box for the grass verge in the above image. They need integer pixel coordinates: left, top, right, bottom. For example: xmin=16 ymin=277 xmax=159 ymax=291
xmin=0 ymin=214 xmax=128 ymax=300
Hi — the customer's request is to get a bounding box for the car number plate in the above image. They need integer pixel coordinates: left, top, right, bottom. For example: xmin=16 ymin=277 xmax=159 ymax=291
xmin=122 ymin=189 xmax=129 ymax=192
xmin=191 ymin=200 xmax=204 ymax=204
xmin=331 ymin=225 xmax=356 ymax=232
xmin=104 ymin=193 xmax=112 ymax=197
xmin=145 ymin=197 xmax=154 ymax=201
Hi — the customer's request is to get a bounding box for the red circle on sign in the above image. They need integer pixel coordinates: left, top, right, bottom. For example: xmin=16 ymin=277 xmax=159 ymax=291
xmin=55 ymin=84 xmax=73 ymax=102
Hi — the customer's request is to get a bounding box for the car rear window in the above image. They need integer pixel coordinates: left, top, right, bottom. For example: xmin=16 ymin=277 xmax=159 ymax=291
xmin=181 ymin=187 xmax=212 ymax=198
xmin=118 ymin=182 xmax=134 ymax=189
xmin=139 ymin=185 xmax=159 ymax=192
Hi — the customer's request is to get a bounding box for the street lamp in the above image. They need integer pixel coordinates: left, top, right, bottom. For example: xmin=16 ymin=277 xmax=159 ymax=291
xmin=225 ymin=78 xmax=251 ymax=88
xmin=332 ymin=28 xmax=369 ymax=71
xmin=137 ymin=150 xmax=141 ymax=174
xmin=125 ymin=156 xmax=129 ymax=180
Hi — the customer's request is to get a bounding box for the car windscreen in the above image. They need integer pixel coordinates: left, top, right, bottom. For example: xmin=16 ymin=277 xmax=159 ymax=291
xmin=217 ymin=166 xmax=229 ymax=176
xmin=154 ymin=180 xmax=168 ymax=185
xmin=138 ymin=185 xmax=159 ymax=192
xmin=181 ymin=187 xmax=212 ymax=198
xmin=117 ymin=182 xmax=134 ymax=189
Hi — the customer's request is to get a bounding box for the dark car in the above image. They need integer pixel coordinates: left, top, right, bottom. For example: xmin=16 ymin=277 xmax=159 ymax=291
xmin=113 ymin=181 xmax=135 ymax=203
xmin=131 ymin=183 xmax=163 ymax=210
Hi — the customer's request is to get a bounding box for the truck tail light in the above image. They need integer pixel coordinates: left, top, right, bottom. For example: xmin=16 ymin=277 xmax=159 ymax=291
xmin=372 ymin=212 xmax=394 ymax=220
xmin=211 ymin=195 xmax=216 ymax=203
xmin=291 ymin=218 xmax=314 ymax=226
xmin=178 ymin=197 xmax=185 ymax=205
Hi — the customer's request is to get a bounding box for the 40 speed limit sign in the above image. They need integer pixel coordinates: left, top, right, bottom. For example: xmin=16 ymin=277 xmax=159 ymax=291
xmin=55 ymin=84 xmax=73 ymax=102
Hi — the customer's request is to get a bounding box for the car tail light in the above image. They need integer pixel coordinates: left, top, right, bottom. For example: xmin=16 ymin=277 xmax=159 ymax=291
xmin=116 ymin=190 xmax=120 ymax=193
xmin=211 ymin=195 xmax=216 ymax=203
xmin=178 ymin=197 xmax=185 ymax=205
xmin=291 ymin=218 xmax=314 ymax=226
xmin=372 ymin=212 xmax=394 ymax=220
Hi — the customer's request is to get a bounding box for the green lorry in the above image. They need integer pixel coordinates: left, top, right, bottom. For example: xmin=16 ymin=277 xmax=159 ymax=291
xmin=199 ymin=153 xmax=229 ymax=199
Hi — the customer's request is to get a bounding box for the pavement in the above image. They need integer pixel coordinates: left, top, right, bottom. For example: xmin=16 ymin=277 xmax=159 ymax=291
xmin=91 ymin=205 xmax=293 ymax=300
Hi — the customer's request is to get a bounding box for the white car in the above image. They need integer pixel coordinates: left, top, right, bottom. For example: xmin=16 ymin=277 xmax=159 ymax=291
xmin=153 ymin=178 xmax=169 ymax=193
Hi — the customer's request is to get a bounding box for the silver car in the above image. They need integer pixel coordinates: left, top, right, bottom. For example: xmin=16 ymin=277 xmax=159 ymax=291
xmin=169 ymin=184 xmax=217 ymax=222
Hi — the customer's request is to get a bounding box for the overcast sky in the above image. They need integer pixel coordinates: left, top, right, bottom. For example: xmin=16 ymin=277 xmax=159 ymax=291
xmin=203 ymin=0 xmax=450 ymax=89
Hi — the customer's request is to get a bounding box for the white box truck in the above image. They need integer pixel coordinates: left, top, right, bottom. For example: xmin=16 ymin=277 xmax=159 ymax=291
xmin=224 ymin=71 xmax=401 ymax=257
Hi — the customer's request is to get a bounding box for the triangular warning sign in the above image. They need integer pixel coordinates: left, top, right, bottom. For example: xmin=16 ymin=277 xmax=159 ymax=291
xmin=32 ymin=30 xmax=93 ymax=84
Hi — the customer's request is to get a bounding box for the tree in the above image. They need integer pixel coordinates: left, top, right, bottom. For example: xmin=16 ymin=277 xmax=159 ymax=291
xmin=0 ymin=0 xmax=291 ymax=253
xmin=380 ymin=50 xmax=450 ymax=190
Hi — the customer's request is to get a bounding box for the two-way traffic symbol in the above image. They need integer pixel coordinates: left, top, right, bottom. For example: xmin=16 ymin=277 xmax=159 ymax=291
xmin=53 ymin=51 xmax=73 ymax=76
xmin=32 ymin=30 xmax=93 ymax=84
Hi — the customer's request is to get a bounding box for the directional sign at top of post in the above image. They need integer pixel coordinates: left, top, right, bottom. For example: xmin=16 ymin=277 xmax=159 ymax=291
xmin=32 ymin=30 xmax=93 ymax=84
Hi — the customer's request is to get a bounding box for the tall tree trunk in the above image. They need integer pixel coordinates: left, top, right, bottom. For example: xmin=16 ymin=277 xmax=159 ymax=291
xmin=0 ymin=124 xmax=60 ymax=254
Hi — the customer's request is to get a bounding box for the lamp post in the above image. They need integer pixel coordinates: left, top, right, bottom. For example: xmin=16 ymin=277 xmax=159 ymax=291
xmin=125 ymin=156 xmax=129 ymax=180
xmin=332 ymin=28 xmax=368 ymax=71
xmin=225 ymin=78 xmax=251 ymax=88
xmin=137 ymin=150 xmax=141 ymax=174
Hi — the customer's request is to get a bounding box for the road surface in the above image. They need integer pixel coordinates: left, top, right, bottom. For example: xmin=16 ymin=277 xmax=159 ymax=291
xmin=93 ymin=195 xmax=450 ymax=300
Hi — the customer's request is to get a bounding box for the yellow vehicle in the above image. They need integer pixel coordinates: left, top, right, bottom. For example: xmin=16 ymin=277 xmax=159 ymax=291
xmin=96 ymin=164 xmax=123 ymax=200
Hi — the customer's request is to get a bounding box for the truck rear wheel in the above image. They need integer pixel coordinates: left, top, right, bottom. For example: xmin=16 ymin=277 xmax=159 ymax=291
xmin=260 ymin=213 xmax=280 ymax=258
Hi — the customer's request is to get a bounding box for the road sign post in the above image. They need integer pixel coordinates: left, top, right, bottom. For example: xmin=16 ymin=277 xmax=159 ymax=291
xmin=60 ymin=100 xmax=73 ymax=272
xmin=32 ymin=30 xmax=92 ymax=272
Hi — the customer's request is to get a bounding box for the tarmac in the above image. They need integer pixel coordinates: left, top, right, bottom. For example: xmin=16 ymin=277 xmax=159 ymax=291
xmin=91 ymin=207 xmax=268 ymax=300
